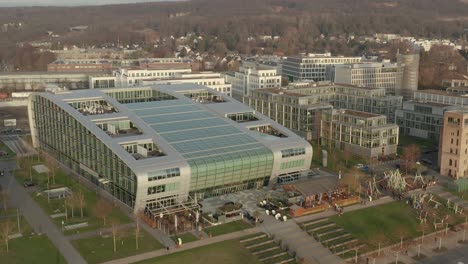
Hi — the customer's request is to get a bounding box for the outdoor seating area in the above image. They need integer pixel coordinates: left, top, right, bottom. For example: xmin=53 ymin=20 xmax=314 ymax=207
xmin=284 ymin=176 xmax=359 ymax=217
xmin=140 ymin=195 xmax=201 ymax=235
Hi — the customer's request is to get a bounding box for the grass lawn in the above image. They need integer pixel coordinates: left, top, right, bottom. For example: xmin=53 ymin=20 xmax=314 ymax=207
xmin=72 ymin=228 xmax=163 ymax=264
xmin=15 ymin=157 xmax=130 ymax=234
xmin=0 ymin=216 xmax=66 ymax=264
xmin=447 ymin=188 xmax=468 ymax=201
xmin=204 ymin=220 xmax=253 ymax=237
xmin=0 ymin=141 xmax=15 ymax=159
xmin=135 ymin=239 xmax=262 ymax=264
xmin=331 ymin=201 xmax=423 ymax=249
xmin=330 ymin=200 xmax=465 ymax=250
xmin=398 ymin=135 xmax=437 ymax=154
xmin=171 ymin=232 xmax=199 ymax=244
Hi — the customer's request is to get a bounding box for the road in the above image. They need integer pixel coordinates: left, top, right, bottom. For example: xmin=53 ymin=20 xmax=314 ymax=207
xmin=0 ymin=159 xmax=86 ymax=264
xmin=419 ymin=243 xmax=468 ymax=264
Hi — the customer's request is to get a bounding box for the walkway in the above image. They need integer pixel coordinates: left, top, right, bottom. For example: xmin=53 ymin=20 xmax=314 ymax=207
xmin=101 ymin=226 xmax=262 ymax=264
xmin=429 ymin=186 xmax=468 ymax=210
xmin=261 ymin=215 xmax=343 ymax=264
xmin=0 ymin=160 xmax=86 ymax=264
xmin=67 ymin=222 xmax=135 ymax=241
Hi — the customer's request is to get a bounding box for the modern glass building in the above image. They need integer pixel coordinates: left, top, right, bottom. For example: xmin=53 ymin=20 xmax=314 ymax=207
xmin=28 ymin=84 xmax=312 ymax=212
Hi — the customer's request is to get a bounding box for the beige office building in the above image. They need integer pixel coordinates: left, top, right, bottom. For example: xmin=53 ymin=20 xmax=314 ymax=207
xmin=320 ymin=109 xmax=399 ymax=158
xmin=439 ymin=109 xmax=468 ymax=179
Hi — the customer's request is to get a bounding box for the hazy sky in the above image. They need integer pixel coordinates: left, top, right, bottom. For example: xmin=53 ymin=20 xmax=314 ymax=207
xmin=0 ymin=0 xmax=180 ymax=7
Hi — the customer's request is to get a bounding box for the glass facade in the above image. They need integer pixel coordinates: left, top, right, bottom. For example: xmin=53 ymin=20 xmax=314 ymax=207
xmin=128 ymin=98 xmax=274 ymax=198
xmin=30 ymin=95 xmax=137 ymax=207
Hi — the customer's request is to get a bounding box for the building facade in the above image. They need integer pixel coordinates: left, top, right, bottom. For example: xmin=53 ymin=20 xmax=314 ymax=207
xmin=334 ymin=62 xmax=403 ymax=95
xmin=113 ymin=67 xmax=192 ymax=87
xmin=282 ymin=53 xmax=362 ymax=82
xmin=413 ymin=89 xmax=468 ymax=106
xmin=28 ymin=84 xmax=312 ymax=212
xmin=225 ymin=65 xmax=281 ymax=100
xmin=47 ymin=59 xmax=113 ymax=73
xmin=442 ymin=78 xmax=468 ymax=88
xmin=141 ymin=72 xmax=232 ymax=96
xmin=396 ymin=101 xmax=456 ymax=141
xmin=396 ymin=53 xmax=419 ymax=99
xmin=439 ymin=109 xmax=468 ymax=179
xmin=321 ymin=109 xmax=399 ymax=158
xmin=244 ymin=82 xmax=402 ymax=141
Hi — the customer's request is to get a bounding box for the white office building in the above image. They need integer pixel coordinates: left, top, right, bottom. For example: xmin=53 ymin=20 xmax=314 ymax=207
xmin=113 ymin=67 xmax=192 ymax=87
xmin=334 ymin=61 xmax=404 ymax=95
xmin=282 ymin=53 xmax=362 ymax=82
xmin=141 ymin=72 xmax=232 ymax=96
xmin=225 ymin=65 xmax=281 ymax=100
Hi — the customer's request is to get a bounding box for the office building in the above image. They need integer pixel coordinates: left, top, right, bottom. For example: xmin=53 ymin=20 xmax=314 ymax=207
xmin=334 ymin=61 xmax=403 ymax=95
xmin=244 ymin=82 xmax=402 ymax=141
xmin=413 ymin=89 xmax=468 ymax=106
xmin=443 ymin=77 xmax=468 ymax=88
xmin=141 ymin=72 xmax=232 ymax=96
xmin=321 ymin=109 xmax=399 ymax=158
xmin=396 ymin=101 xmax=457 ymax=141
xmin=47 ymin=59 xmax=113 ymax=73
xmin=396 ymin=53 xmax=419 ymax=99
xmin=225 ymin=65 xmax=281 ymax=100
xmin=113 ymin=67 xmax=192 ymax=87
xmin=439 ymin=109 xmax=468 ymax=179
xmin=28 ymin=84 xmax=312 ymax=212
xmin=282 ymin=53 xmax=362 ymax=82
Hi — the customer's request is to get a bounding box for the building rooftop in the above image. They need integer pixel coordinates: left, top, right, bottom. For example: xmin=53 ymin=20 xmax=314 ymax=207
xmin=259 ymin=88 xmax=307 ymax=97
xmin=342 ymin=109 xmax=380 ymax=118
xmin=415 ymin=89 xmax=464 ymax=97
xmin=36 ymin=84 xmax=305 ymax=174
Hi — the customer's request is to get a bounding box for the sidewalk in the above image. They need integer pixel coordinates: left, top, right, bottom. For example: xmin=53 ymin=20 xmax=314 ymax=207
xmin=67 ymin=222 xmax=135 ymax=241
xmin=101 ymin=226 xmax=262 ymax=264
xmin=0 ymin=159 xmax=87 ymax=264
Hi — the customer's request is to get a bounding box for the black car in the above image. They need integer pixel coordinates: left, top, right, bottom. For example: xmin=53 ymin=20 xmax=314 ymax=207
xmin=23 ymin=181 xmax=36 ymax=187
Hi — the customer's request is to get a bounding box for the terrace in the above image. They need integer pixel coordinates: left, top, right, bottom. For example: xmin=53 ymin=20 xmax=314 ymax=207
xmin=94 ymin=119 xmax=143 ymax=138
xmin=182 ymin=90 xmax=227 ymax=104
xmin=67 ymin=99 xmax=117 ymax=116
xmin=249 ymin=125 xmax=288 ymax=138
xmin=120 ymin=140 xmax=165 ymax=160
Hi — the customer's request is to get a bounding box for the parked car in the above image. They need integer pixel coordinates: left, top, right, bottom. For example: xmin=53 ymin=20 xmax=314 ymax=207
xmin=420 ymin=159 xmax=433 ymax=166
xmin=23 ymin=181 xmax=36 ymax=187
xmin=354 ymin=164 xmax=364 ymax=169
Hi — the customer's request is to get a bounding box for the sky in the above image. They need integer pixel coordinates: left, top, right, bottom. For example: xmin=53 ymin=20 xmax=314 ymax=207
xmin=0 ymin=0 xmax=181 ymax=7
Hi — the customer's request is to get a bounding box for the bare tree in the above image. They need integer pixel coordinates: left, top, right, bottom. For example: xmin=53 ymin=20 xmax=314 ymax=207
xmin=93 ymin=198 xmax=113 ymax=226
xmin=401 ymin=144 xmax=421 ymax=175
xmin=66 ymin=195 xmax=75 ymax=219
xmin=110 ymin=219 xmax=120 ymax=253
xmin=1 ymin=191 xmax=9 ymax=212
xmin=0 ymin=220 xmax=12 ymax=252
xmin=135 ymin=217 xmax=140 ymax=250
xmin=76 ymin=191 xmax=86 ymax=218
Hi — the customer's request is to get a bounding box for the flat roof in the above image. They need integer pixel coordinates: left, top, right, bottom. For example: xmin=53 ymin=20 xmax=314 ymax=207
xmin=342 ymin=109 xmax=380 ymax=118
xmin=36 ymin=84 xmax=306 ymax=175
xmin=415 ymin=89 xmax=465 ymax=97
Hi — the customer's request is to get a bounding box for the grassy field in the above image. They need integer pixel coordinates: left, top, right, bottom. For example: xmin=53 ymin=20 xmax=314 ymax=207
xmin=135 ymin=239 xmax=262 ymax=264
xmin=0 ymin=216 xmax=66 ymax=264
xmin=72 ymin=228 xmax=163 ymax=264
xmin=330 ymin=200 xmax=465 ymax=250
xmin=398 ymin=135 xmax=437 ymax=154
xmin=15 ymin=157 xmax=130 ymax=235
xmin=0 ymin=141 xmax=15 ymax=159
xmin=204 ymin=220 xmax=253 ymax=237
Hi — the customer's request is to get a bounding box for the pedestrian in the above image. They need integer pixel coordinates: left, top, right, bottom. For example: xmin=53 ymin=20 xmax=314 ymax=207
xmin=166 ymin=246 xmax=169 ymax=251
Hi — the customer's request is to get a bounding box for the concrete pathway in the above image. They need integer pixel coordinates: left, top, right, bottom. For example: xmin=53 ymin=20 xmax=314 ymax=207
xmin=101 ymin=226 xmax=262 ymax=264
xmin=261 ymin=214 xmax=343 ymax=264
xmin=67 ymin=222 xmax=135 ymax=241
xmin=0 ymin=159 xmax=86 ymax=264
xmin=429 ymin=186 xmax=468 ymax=209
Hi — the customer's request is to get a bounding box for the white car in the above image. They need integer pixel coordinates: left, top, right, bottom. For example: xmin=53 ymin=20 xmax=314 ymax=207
xmin=354 ymin=164 xmax=364 ymax=169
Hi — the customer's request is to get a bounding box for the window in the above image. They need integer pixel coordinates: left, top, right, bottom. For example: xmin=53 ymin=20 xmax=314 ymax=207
xmin=281 ymin=148 xmax=306 ymax=158
xmin=449 ymin=159 xmax=453 ymax=166
xmin=148 ymin=168 xmax=181 ymax=181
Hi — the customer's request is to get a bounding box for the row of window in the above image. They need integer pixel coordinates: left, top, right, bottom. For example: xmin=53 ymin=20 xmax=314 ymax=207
xmin=148 ymin=168 xmax=181 ymax=181
xmin=147 ymin=182 xmax=180 ymax=195
xmin=281 ymin=147 xmax=306 ymax=158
